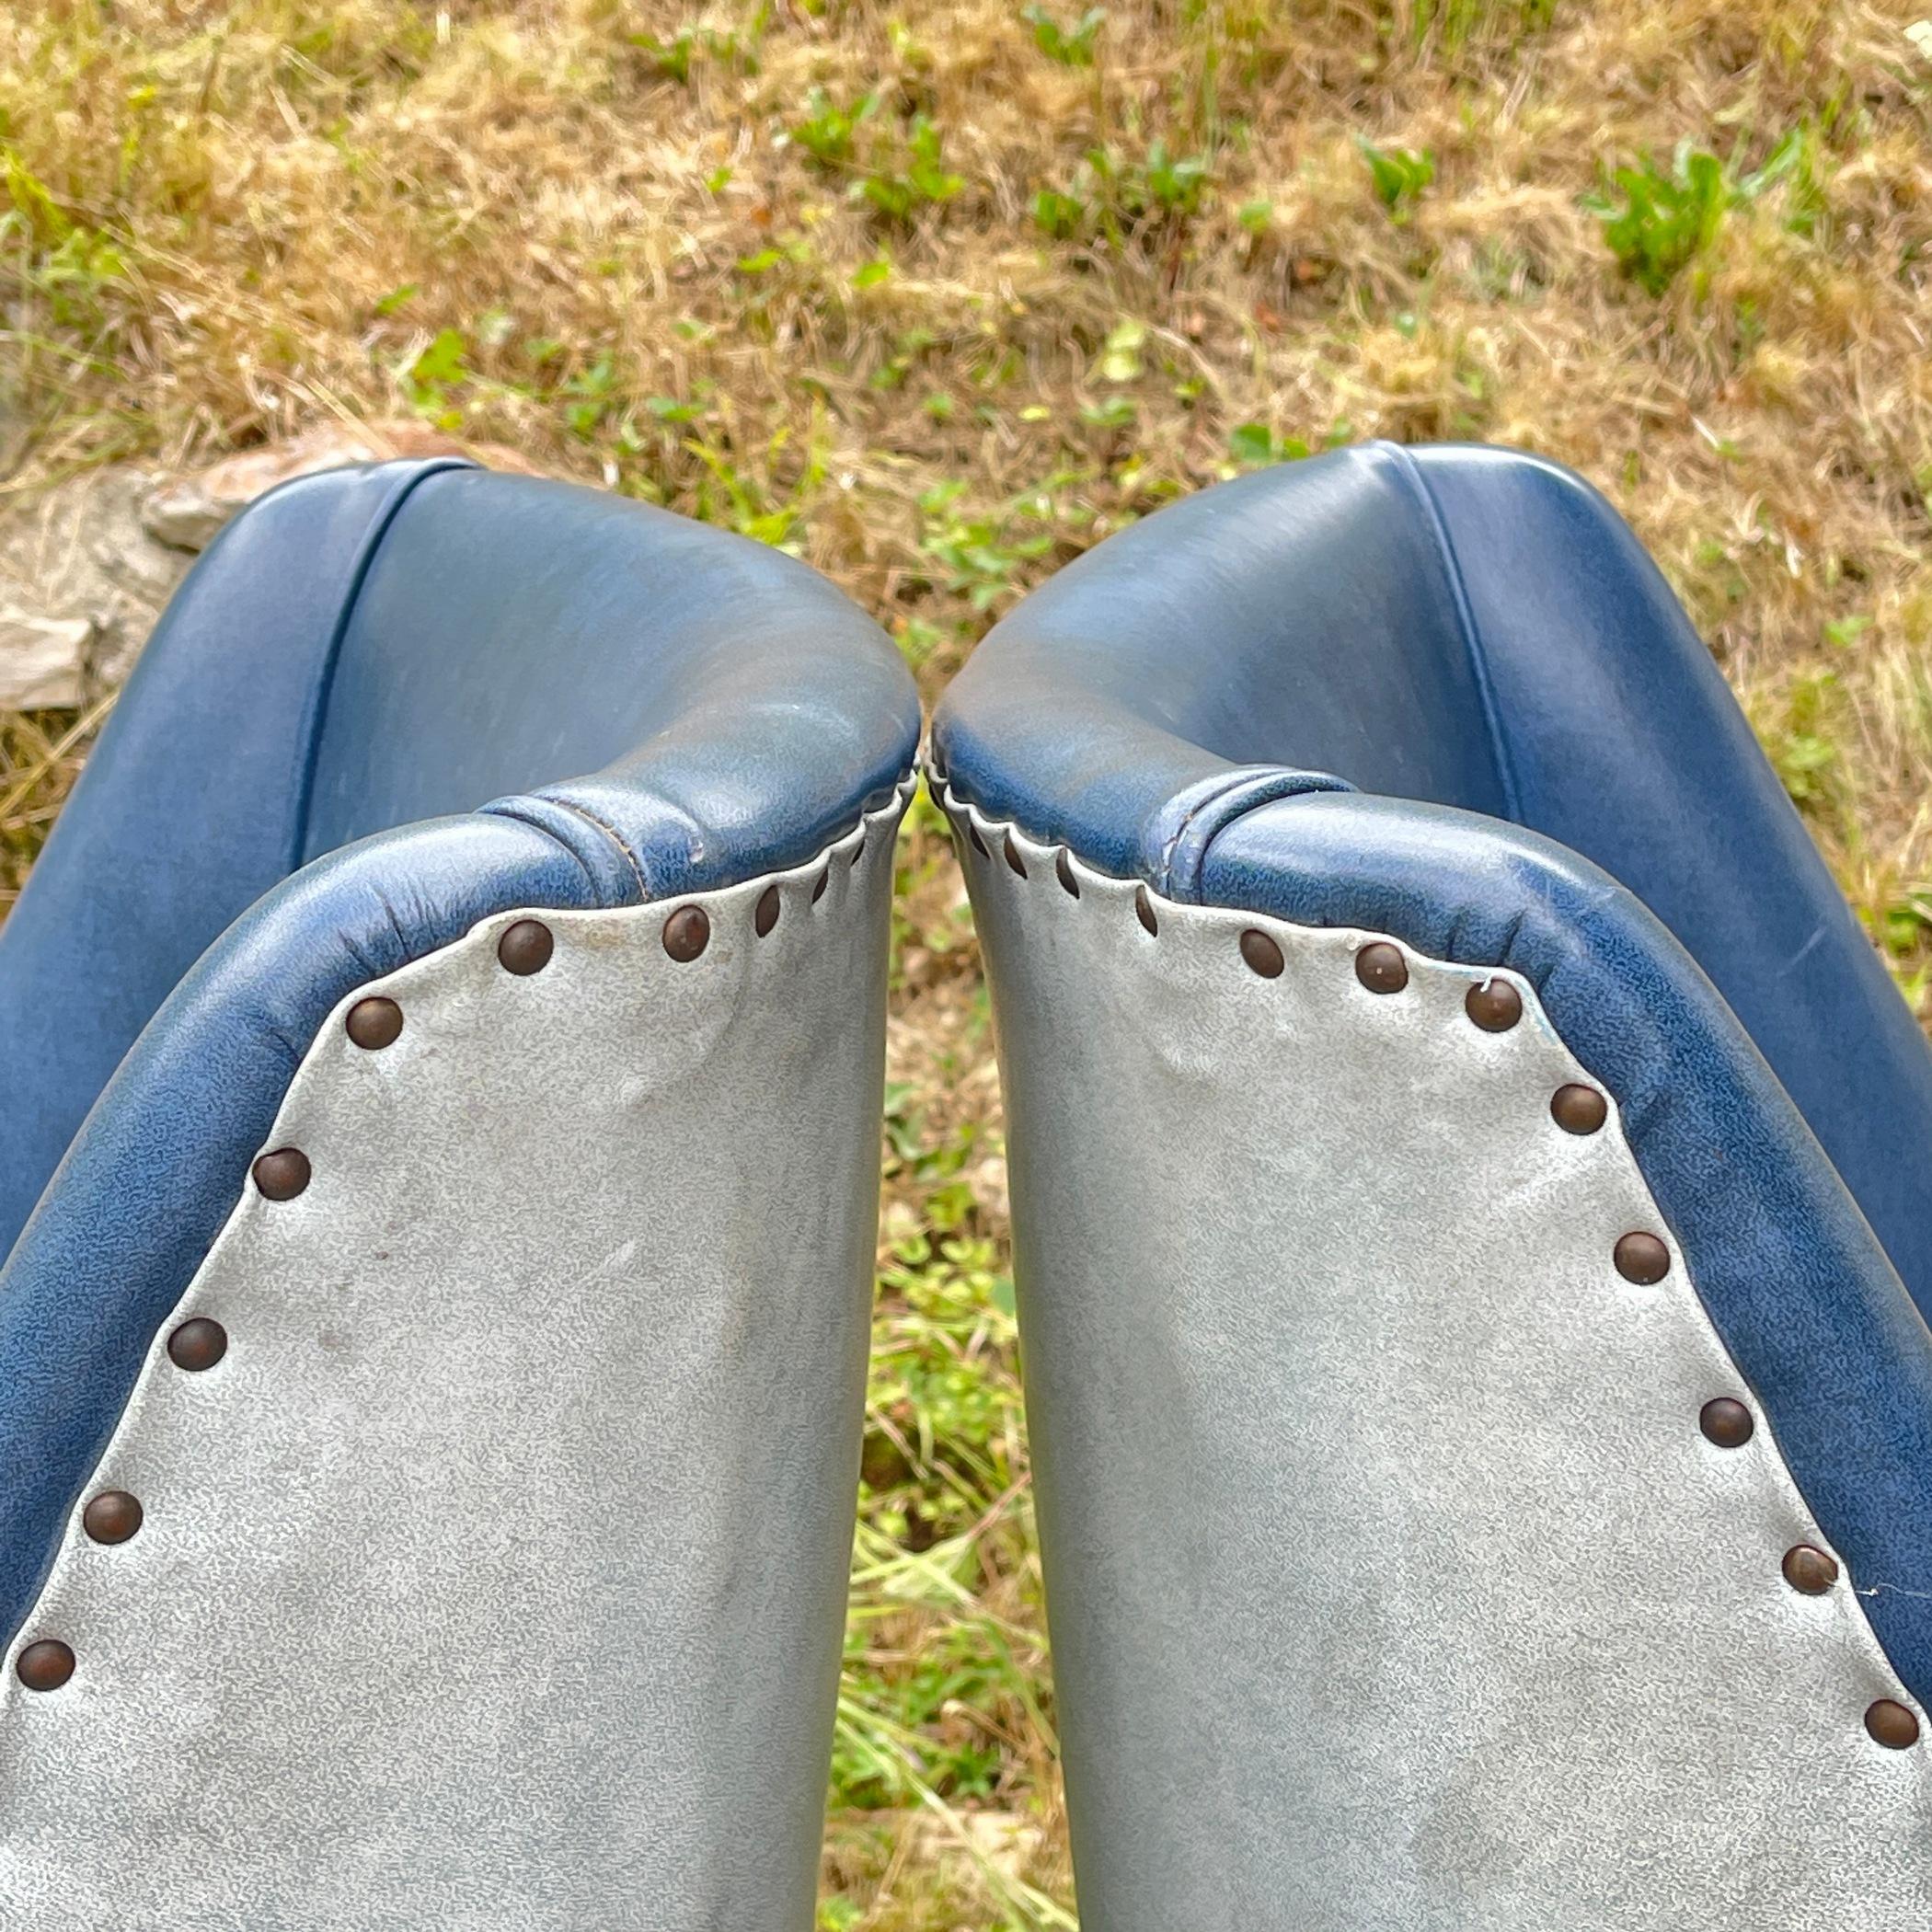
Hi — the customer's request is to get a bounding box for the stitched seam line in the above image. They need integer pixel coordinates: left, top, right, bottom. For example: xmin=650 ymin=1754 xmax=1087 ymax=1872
xmin=482 ymin=795 xmax=650 ymax=902
xmin=1381 ymin=442 xmax=1524 ymax=822
xmin=285 ymin=458 xmax=479 ymax=871
xmin=1156 ymin=770 xmax=1259 ymax=892
xmin=1157 ymin=771 xmax=1356 ymax=899
xmin=0 ymin=783 xmax=919 ymax=1661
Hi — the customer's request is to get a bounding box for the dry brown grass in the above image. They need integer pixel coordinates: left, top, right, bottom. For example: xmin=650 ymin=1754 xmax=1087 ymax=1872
xmin=4 ymin=1 xmax=1930 ymax=1922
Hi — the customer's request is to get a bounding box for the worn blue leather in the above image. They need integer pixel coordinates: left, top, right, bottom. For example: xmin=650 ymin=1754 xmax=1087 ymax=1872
xmin=931 ymin=439 xmax=1932 ymax=1705
xmin=0 ymin=461 xmax=462 ymax=1254
xmin=0 ymin=462 xmax=918 ymax=1645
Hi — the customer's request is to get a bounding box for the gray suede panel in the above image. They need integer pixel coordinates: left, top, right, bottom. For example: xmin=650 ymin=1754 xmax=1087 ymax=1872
xmin=946 ymin=789 xmax=1932 ymax=1932
xmin=0 ymin=784 xmax=910 ymax=1931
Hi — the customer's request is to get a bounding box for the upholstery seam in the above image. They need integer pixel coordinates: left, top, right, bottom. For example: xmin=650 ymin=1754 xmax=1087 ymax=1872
xmin=1156 ymin=773 xmax=1248 ymax=885
xmin=1379 ymin=441 xmax=1525 ymax=822
xmin=483 ymin=794 xmax=650 ymax=902
xmin=1155 ymin=770 xmax=1356 ymax=903
xmin=936 ymin=776 xmax=1932 ymax=1743
xmin=284 ymin=458 xmax=479 ymax=872
xmin=0 ymin=790 xmax=916 ymax=1844
xmin=0 ymin=778 xmax=918 ymax=1662
xmin=0 ymin=801 xmax=612 ymax=1646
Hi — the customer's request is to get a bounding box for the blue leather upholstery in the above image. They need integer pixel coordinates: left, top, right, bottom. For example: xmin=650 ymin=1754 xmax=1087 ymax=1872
xmin=931 ymin=439 xmax=1932 ymax=1704
xmin=0 ymin=462 xmax=919 ymax=1644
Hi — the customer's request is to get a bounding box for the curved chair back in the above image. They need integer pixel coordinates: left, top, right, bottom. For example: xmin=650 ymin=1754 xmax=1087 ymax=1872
xmin=0 ymin=459 xmax=912 ymax=1248
xmin=936 ymin=442 xmax=1932 ymax=1309
xmin=932 ymin=442 xmax=1932 ymax=1929
xmin=0 ymin=462 xmax=920 ymax=1928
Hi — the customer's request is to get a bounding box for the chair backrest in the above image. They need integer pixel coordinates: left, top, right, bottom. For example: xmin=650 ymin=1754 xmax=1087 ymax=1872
xmin=931 ymin=443 xmax=1932 ymax=1926
xmin=0 ymin=463 xmax=918 ymax=1925
xmin=0 ymin=460 xmax=916 ymax=1645
xmin=0 ymin=460 xmax=915 ymax=1254
xmin=935 ymin=440 xmax=1932 ymax=1317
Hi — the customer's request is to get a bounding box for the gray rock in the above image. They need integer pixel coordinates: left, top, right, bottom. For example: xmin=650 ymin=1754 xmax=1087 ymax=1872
xmin=0 ymin=610 xmax=94 ymax=707
xmin=0 ymin=466 xmax=189 ymax=696
xmin=140 ymin=429 xmax=396 ymax=552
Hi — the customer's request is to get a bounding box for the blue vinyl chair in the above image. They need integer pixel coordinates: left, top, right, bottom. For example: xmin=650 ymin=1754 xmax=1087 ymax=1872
xmin=0 ymin=459 xmax=920 ymax=1928
xmin=931 ymin=442 xmax=1932 ymax=1929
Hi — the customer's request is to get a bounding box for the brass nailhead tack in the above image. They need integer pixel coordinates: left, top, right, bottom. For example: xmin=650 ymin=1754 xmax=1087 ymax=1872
xmin=1354 ymin=942 xmax=1408 ymax=994
xmin=1614 ymin=1231 xmax=1670 ymax=1283
xmin=1867 ymin=1699 xmax=1921 ymax=1750
xmin=1782 ymin=1545 xmax=1840 ymax=1595
xmin=662 ymin=906 xmax=710 ymax=962
xmin=1054 ymin=849 xmax=1080 ymax=899
xmin=969 ymin=824 xmax=989 ymax=858
xmin=83 ymin=1491 xmax=144 ymax=1547
xmin=755 ymin=886 xmax=781 ymax=937
xmin=1553 ymin=1085 xmax=1609 ymax=1135
xmin=498 ymin=919 xmax=554 ymax=976
xmin=811 ymin=866 xmax=831 ymax=903
xmin=1466 ymin=978 xmax=1522 ymax=1031
xmin=16 ymin=1640 xmax=75 ymax=1692
xmin=1239 ymin=930 xmax=1284 ymax=979
xmin=252 ymin=1148 xmax=310 ymax=1202
xmin=168 ymin=1317 xmax=229 ymax=1373
xmin=345 ymin=997 xmax=403 ymax=1051
xmin=1004 ymin=834 xmax=1028 ymax=879
xmin=1699 ymin=1397 xmax=1754 ymax=1448
xmin=1134 ymin=887 xmax=1158 ymax=937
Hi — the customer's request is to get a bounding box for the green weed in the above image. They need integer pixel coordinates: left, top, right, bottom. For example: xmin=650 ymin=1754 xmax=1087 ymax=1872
xmin=917 ymin=481 xmax=1059 ymax=614
xmin=1590 ymin=126 xmax=1832 ymax=295
xmin=1227 ymin=422 xmax=1310 ymax=466
xmin=862 ymin=117 xmax=965 ymax=222
xmin=792 ymin=86 xmax=880 ymax=168
xmin=1591 ymin=144 xmax=1729 ymax=295
xmin=1021 ymin=5 xmax=1106 ymax=66
xmin=1357 ymin=138 xmax=1435 ymax=217
xmin=402 ymin=327 xmax=471 ymax=426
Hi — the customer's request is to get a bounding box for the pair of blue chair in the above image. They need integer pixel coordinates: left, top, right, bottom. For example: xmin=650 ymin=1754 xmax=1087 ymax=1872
xmin=1 ymin=445 xmax=1926 ymax=1927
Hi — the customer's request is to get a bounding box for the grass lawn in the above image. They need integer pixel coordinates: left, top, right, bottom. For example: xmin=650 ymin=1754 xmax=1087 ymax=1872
xmin=4 ymin=1 xmax=1929 ymax=1922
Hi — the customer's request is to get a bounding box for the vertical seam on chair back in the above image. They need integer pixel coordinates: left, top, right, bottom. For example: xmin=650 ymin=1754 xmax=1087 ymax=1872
xmin=285 ymin=459 xmax=478 ymax=870
xmin=1380 ymin=441 xmax=1524 ymax=822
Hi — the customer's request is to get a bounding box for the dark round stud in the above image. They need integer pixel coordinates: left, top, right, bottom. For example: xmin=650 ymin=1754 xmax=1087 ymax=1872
xmin=1553 ymin=1085 xmax=1609 ymax=1135
xmin=968 ymin=824 xmax=989 ymax=859
xmin=1134 ymin=886 xmax=1157 ymax=937
xmin=252 ymin=1148 xmax=310 ymax=1202
xmin=1699 ymin=1397 xmax=1754 ymax=1448
xmin=754 ymin=886 xmax=781 ymax=937
xmin=1614 ymin=1231 xmax=1670 ymax=1284
xmin=497 ymin=919 xmax=554 ymax=976
xmin=1003 ymin=833 xmax=1028 ymax=879
xmin=1355 ymin=942 xmax=1409 ymax=994
xmin=1867 ymin=1699 xmax=1921 ymax=1750
xmin=16 ymin=1639 xmax=75 ymax=1692
xmin=1782 ymin=1545 xmax=1840 ymax=1596
xmin=84 ymin=1490 xmax=144 ymax=1546
xmin=1239 ymin=929 xmax=1284 ymax=979
xmin=662 ymin=905 xmax=710 ymax=962
xmin=1465 ymin=977 xmax=1522 ymax=1031
xmin=1054 ymin=849 xmax=1080 ymax=899
xmin=345 ymin=996 xmax=403 ymax=1051
xmin=811 ymin=866 xmax=830 ymax=904
xmin=167 ymin=1317 xmax=228 ymax=1374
